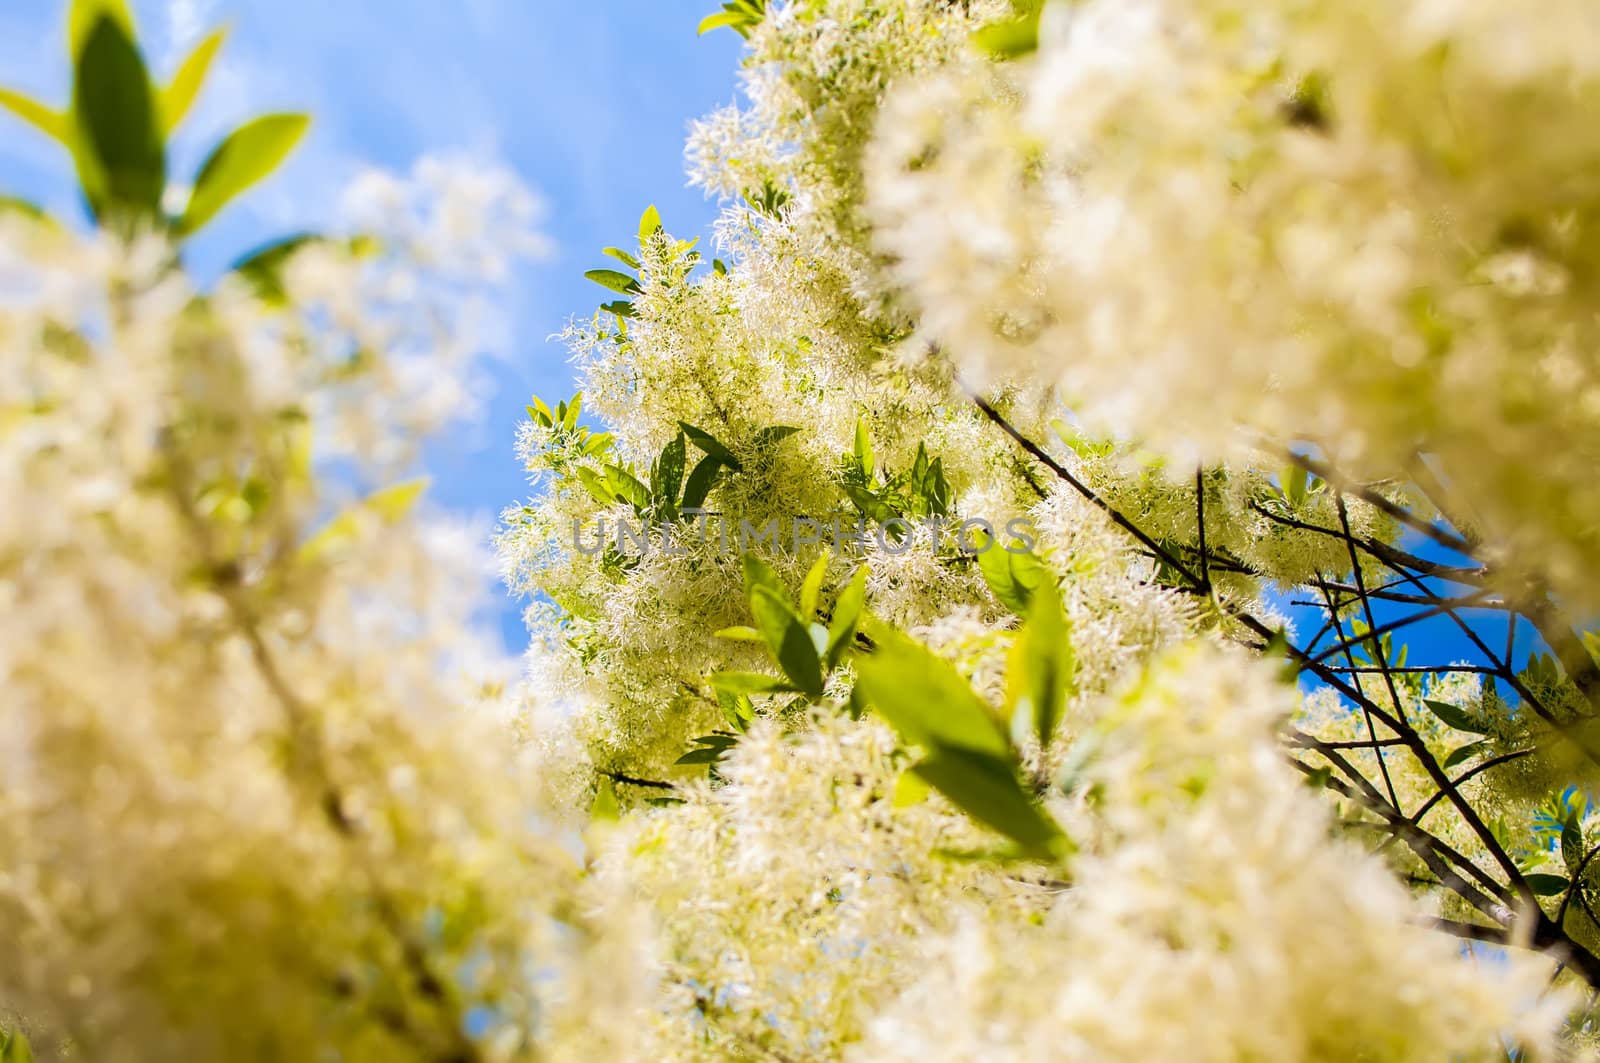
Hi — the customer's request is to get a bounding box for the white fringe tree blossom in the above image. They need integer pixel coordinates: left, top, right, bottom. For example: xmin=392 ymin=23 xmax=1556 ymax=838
xmin=7 ymin=0 xmax=1600 ymax=1059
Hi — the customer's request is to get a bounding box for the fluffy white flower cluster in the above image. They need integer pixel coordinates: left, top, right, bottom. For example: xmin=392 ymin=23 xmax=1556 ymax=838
xmin=493 ymin=0 xmax=1600 ymax=1056
xmin=867 ymin=0 xmax=1600 ymax=602
xmin=859 ymin=647 xmax=1570 ymax=1062
xmin=0 ymin=175 xmax=638 ymax=1058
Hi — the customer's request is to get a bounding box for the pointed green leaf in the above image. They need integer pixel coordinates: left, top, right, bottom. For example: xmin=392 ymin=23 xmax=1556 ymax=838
xmin=678 ymin=422 xmax=742 ymax=469
xmin=72 ymin=14 xmax=164 ymax=219
xmin=911 ymin=747 xmax=1065 ymax=855
xmin=590 ymin=777 xmax=619 ymax=823
xmin=825 ymin=566 xmax=867 ymax=669
xmin=799 ymin=549 xmax=830 ymax=619
xmin=160 ymin=27 xmax=224 ymax=133
xmin=975 ymin=531 xmax=1047 ymax=616
xmin=713 ymin=625 xmax=764 ymax=642
xmin=1423 ymin=699 xmax=1490 ymax=736
xmin=574 ymin=466 xmax=615 ymax=505
xmin=680 ymin=454 xmax=726 ymax=511
xmin=697 ymin=10 xmax=744 ymax=34
xmin=68 ymin=0 xmax=135 ymax=60
xmin=658 ymin=431 xmax=686 ymax=505
xmin=605 ymin=464 xmax=651 ymax=511
xmin=1525 ymin=873 xmax=1569 ymax=897
xmin=297 ymin=478 xmax=427 ymax=561
xmin=741 ymin=553 xmax=782 ymax=598
xmin=750 ymin=586 xmax=824 ymax=698
xmin=229 ymin=231 xmax=316 ymax=304
xmin=893 ymin=768 xmax=931 ymax=808
xmin=584 ymin=268 xmax=642 ymax=296
xmin=1564 ymin=815 xmax=1586 ymax=875
xmin=675 ymin=746 xmax=730 ymax=766
xmin=853 ymin=417 xmax=874 ymax=479
xmin=0 ymin=195 xmax=48 ymax=222
xmin=0 ymin=1028 xmax=35 ymax=1063
xmin=972 ymin=8 xmax=1041 ymax=59
xmin=716 ymin=688 xmax=753 ymax=732
xmin=178 ymin=113 xmax=309 ymax=235
xmin=854 ymin=628 xmax=1010 ymax=759
xmin=602 ymin=246 xmax=640 ymax=269
xmin=754 ymin=424 xmax=800 ymax=452
xmin=1443 ymin=740 xmax=1489 ymax=769
xmin=708 ymin=671 xmax=795 ymax=697
xmin=1008 ymin=583 xmax=1075 ymax=751
xmin=0 ymin=88 xmax=68 ymax=144
xmin=638 ymin=203 xmax=661 ymax=242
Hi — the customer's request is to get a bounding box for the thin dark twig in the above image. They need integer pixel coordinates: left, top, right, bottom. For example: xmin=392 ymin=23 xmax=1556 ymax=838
xmin=1335 ymin=489 xmax=1412 ymax=732
xmin=966 ymin=390 xmax=1201 ymax=587
xmin=1314 ymin=576 xmax=1402 ymax=814
xmin=1282 ymin=449 xmax=1473 ymax=555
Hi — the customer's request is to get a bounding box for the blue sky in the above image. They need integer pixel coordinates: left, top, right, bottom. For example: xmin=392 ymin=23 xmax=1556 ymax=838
xmin=0 ymin=1 xmax=744 ymax=652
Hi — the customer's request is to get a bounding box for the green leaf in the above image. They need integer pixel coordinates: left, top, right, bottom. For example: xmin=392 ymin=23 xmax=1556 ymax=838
xmin=178 ymin=113 xmax=309 ymax=235
xmin=638 ymin=203 xmax=661 ymax=242
xmin=676 ymin=745 xmax=732 ymax=766
xmin=563 ymin=392 xmax=582 ymax=432
xmin=714 ymin=625 xmax=764 ymax=642
xmin=892 ymin=768 xmax=931 ymax=808
xmin=852 ymin=417 xmax=874 ymax=479
xmin=750 ymin=586 xmax=824 ymax=698
xmin=72 ymin=14 xmax=165 ymax=220
xmin=679 ymin=422 xmax=743 ymax=469
xmin=1564 ymin=815 xmax=1586 ymax=875
xmin=716 ymin=689 xmax=754 ymax=732
xmin=1423 ymin=699 xmax=1490 ymax=736
xmin=602 ymin=246 xmax=640 ymax=269
xmin=741 ymin=553 xmax=782 ymax=598
xmin=590 ymin=777 xmax=619 ymax=823
xmin=657 ymin=431 xmax=686 ymax=506
xmin=825 ymin=566 xmax=867 ymax=669
xmin=1443 ymin=740 xmax=1489 ymax=769
xmin=0 ymin=1028 xmax=35 ymax=1063
xmin=297 ymin=478 xmax=427 ymax=561
xmin=68 ymin=0 xmax=135 ymax=60
xmin=0 ymin=195 xmax=48 ymax=221
xmin=160 ymin=27 xmax=224 ymax=133
xmin=1525 ymin=873 xmax=1569 ymax=897
xmin=0 ymin=193 xmax=47 ymax=221
xmin=696 ymin=0 xmax=765 ymax=37
xmin=1282 ymin=462 xmax=1310 ymax=509
xmin=0 ymin=87 xmax=69 ymax=144
xmin=680 ymin=454 xmax=726 ymax=511
xmin=584 ymin=268 xmax=642 ymax=296
xmin=600 ymin=299 xmax=636 ymax=319
xmin=1007 ymin=582 xmax=1075 ymax=751
xmin=367 ymin=478 xmax=428 ymax=521
xmin=799 ymin=549 xmax=830 ymax=619
xmin=854 ymin=628 xmax=1010 ymax=760
xmin=754 ymin=424 xmax=800 ymax=452
xmin=229 ymin=231 xmax=317 ymax=304
xmin=975 ymin=531 xmax=1047 ymax=615
xmin=604 ymin=464 xmax=650 ymax=511
xmin=709 ymin=671 xmax=794 ymax=697
xmin=574 ymin=466 xmax=614 ymax=505
xmin=911 ymin=746 xmax=1066 ymax=855
xmin=697 ymin=10 xmax=745 ymax=34
xmin=972 ymin=3 xmax=1041 ymax=59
